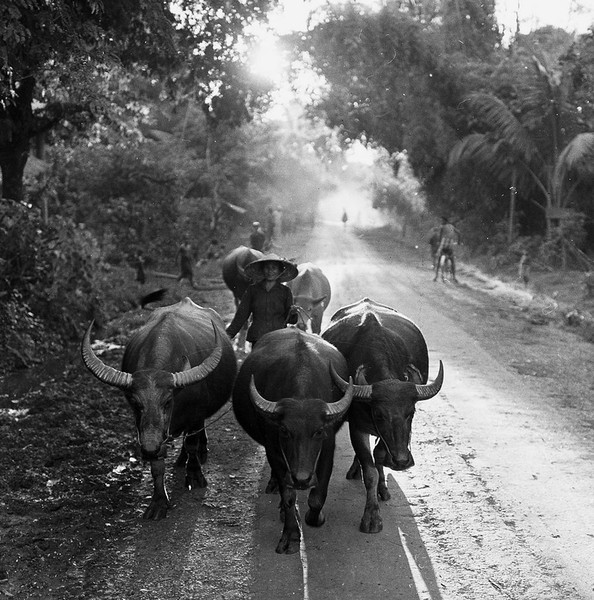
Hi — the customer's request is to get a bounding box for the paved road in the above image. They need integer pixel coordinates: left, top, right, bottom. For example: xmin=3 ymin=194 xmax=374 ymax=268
xmin=248 ymin=216 xmax=594 ymax=600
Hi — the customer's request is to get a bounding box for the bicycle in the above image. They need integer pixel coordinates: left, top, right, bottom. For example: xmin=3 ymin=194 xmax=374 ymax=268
xmin=434 ymin=249 xmax=457 ymax=283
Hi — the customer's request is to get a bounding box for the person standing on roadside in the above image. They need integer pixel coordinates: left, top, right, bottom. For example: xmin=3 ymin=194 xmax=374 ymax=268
xmin=433 ymin=217 xmax=461 ymax=283
xmin=134 ymin=251 xmax=146 ymax=285
xmin=265 ymin=207 xmax=275 ymax=251
xmin=175 ymin=239 xmax=197 ymax=289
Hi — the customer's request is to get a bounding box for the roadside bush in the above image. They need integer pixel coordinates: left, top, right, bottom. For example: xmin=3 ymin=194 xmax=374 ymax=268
xmin=0 ymin=200 xmax=107 ymax=368
xmin=49 ymin=142 xmax=187 ymax=270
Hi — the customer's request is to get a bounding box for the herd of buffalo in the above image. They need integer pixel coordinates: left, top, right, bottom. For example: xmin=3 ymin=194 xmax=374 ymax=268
xmin=81 ymin=245 xmax=444 ymax=554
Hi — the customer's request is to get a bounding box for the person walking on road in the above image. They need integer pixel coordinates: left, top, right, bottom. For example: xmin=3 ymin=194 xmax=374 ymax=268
xmin=226 ymin=254 xmax=298 ymax=348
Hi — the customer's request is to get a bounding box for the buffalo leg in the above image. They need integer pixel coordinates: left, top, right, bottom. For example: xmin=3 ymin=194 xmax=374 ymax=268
xmin=197 ymin=423 xmax=208 ymax=464
xmin=265 ymin=471 xmax=279 ymax=494
xmin=350 ymin=424 xmax=382 ymax=533
xmin=305 ymin=439 xmax=335 ymax=527
xmin=184 ymin=431 xmax=207 ymax=489
xmin=267 ymin=449 xmax=301 ymax=554
xmin=373 ymin=442 xmax=391 ymax=501
xmin=277 ymin=485 xmax=300 ymax=554
xmin=144 ymin=459 xmax=170 ymax=520
xmin=174 ymin=425 xmax=206 ymax=466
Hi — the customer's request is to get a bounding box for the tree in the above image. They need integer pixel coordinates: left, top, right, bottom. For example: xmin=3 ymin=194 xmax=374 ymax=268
xmin=441 ymin=0 xmax=501 ymax=59
xmin=0 ymin=0 xmax=277 ymax=202
xmin=449 ymin=82 xmax=594 ymax=247
xmin=293 ymin=1 xmax=492 ymax=188
xmin=0 ymin=0 xmax=179 ymax=202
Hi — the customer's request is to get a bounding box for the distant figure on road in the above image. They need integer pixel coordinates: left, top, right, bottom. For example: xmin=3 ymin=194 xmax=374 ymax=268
xmin=342 ymin=208 xmax=348 ymax=229
xmin=176 ymin=240 xmax=196 ymax=288
xmin=249 ymin=221 xmax=266 ymax=251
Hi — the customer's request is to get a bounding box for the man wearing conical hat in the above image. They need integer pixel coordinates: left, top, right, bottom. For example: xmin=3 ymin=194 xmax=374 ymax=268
xmin=226 ymin=254 xmax=299 ymax=347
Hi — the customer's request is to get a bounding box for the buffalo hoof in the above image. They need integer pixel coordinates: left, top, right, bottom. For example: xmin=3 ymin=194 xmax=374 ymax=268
xmin=360 ymin=511 xmax=383 ymax=534
xmin=185 ymin=472 xmax=207 ymax=490
xmin=276 ymin=532 xmax=301 ymax=554
xmin=265 ymin=475 xmax=279 ymax=494
xmin=305 ymin=509 xmax=325 ymax=528
xmin=378 ymin=482 xmax=391 ymax=501
xmin=143 ymin=500 xmax=169 ymax=520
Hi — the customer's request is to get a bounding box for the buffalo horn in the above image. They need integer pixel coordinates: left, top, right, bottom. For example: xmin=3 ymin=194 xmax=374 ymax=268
xmin=414 ymin=360 xmax=444 ymax=401
xmin=81 ymin=321 xmax=133 ymax=389
xmin=171 ymin=324 xmax=223 ymax=388
xmin=249 ymin=376 xmax=278 ymax=415
xmin=330 ymin=362 xmax=372 ymax=400
xmin=325 ymin=376 xmax=354 ymax=417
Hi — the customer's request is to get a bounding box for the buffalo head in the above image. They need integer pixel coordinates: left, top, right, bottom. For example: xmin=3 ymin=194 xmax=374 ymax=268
xmin=81 ymin=321 xmax=222 ymax=460
xmin=291 ymin=295 xmax=328 ymax=333
xmin=331 ymin=361 xmax=444 ymax=470
xmin=249 ymin=374 xmax=353 ymax=489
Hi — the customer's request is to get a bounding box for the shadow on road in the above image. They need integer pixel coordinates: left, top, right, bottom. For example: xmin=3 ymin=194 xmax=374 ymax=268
xmin=250 ymin=426 xmax=444 ymax=600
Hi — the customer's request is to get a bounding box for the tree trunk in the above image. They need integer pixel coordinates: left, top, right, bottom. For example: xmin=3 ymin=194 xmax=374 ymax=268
xmin=508 ymin=170 xmax=517 ymax=244
xmin=0 ymin=149 xmax=28 ymax=202
xmin=0 ymin=76 xmax=35 ymax=203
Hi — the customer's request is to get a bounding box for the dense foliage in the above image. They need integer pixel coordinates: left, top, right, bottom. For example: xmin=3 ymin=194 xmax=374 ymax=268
xmin=293 ymin=2 xmax=594 ymax=258
xmin=0 ymin=0 xmax=278 ymax=202
xmin=0 ymin=199 xmax=107 ymax=369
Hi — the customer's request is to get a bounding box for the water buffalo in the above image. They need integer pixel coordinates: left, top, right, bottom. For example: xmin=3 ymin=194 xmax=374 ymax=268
xmin=221 ymin=245 xmax=264 ymax=348
xmin=81 ymin=297 xmax=237 ymax=520
xmin=322 ymin=298 xmax=443 ymax=534
xmin=232 ymin=328 xmax=353 ymax=554
xmin=286 ymin=262 xmax=331 ymax=334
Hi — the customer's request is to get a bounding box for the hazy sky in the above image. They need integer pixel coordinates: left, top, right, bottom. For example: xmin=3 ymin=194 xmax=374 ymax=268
xmin=497 ymin=0 xmax=594 ymax=35
xmin=268 ymin=0 xmax=594 ymax=35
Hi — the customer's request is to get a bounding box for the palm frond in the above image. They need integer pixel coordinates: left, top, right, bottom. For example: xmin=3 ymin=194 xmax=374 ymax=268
xmin=461 ymin=93 xmax=539 ymax=164
xmin=448 ymin=133 xmax=512 ymax=185
xmin=553 ymin=132 xmax=594 ymax=201
xmin=556 ymin=132 xmax=594 ymax=175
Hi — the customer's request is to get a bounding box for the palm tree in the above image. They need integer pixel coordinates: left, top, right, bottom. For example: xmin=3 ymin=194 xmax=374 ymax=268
xmin=449 ymin=56 xmax=594 ymax=246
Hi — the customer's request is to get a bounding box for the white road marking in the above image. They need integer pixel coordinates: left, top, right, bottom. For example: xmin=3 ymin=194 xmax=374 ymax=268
xmin=298 ymin=508 xmax=310 ymax=600
xmin=398 ymin=526 xmax=433 ymax=599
